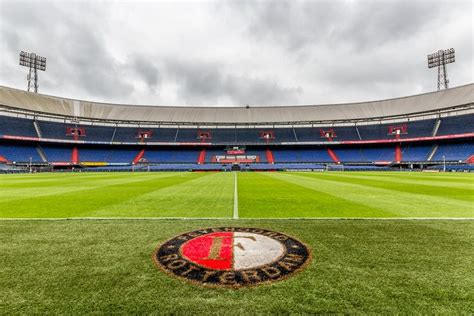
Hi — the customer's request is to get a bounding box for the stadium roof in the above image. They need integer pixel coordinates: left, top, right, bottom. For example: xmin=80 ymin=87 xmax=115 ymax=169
xmin=0 ymin=84 xmax=472 ymax=125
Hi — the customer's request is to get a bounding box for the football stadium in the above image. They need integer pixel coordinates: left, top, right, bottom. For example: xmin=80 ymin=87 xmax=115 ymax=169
xmin=1 ymin=0 xmax=473 ymax=314
xmin=1 ymin=83 xmax=473 ymax=313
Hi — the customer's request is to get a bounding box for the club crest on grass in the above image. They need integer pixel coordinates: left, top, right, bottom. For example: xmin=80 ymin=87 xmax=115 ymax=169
xmin=153 ymin=227 xmax=311 ymax=287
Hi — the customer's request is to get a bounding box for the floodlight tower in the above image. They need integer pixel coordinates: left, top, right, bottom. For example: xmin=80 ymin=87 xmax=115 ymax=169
xmin=19 ymin=51 xmax=47 ymax=93
xmin=427 ymin=48 xmax=455 ymax=90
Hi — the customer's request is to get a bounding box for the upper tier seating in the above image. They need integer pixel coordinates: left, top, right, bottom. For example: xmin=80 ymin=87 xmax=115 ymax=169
xmin=437 ymin=114 xmax=474 ymax=136
xmin=39 ymin=121 xmax=116 ymax=142
xmin=357 ymin=119 xmax=436 ymax=140
xmin=295 ymin=126 xmax=360 ymax=141
xmin=0 ymin=116 xmax=37 ymax=137
xmin=0 ymin=114 xmax=471 ymax=144
xmin=38 ymin=121 xmax=69 ymax=139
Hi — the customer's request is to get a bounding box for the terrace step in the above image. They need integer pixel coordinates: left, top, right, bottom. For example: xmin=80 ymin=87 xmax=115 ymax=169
xmin=33 ymin=120 xmax=42 ymax=138
xmin=36 ymin=145 xmax=48 ymax=163
xmin=426 ymin=145 xmax=438 ymax=161
xmin=432 ymin=118 xmax=441 ymax=136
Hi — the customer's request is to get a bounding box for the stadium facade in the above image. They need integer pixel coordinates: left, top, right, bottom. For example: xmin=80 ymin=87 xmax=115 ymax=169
xmin=0 ymin=84 xmax=473 ymax=172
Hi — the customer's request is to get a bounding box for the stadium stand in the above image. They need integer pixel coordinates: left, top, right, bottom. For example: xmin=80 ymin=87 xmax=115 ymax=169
xmin=0 ymin=143 xmax=42 ymax=162
xmin=0 ymin=116 xmax=37 ymax=137
xmin=400 ymin=144 xmax=432 ymax=161
xmin=272 ymin=148 xmax=332 ymax=163
xmin=41 ymin=145 xmax=72 ymax=162
xmin=143 ymin=149 xmax=201 ymax=163
xmin=78 ymin=147 xmax=139 ymax=163
xmin=436 ymin=113 xmax=474 ymax=136
xmin=0 ymin=84 xmax=472 ymax=171
xmin=432 ymin=142 xmax=474 ymax=161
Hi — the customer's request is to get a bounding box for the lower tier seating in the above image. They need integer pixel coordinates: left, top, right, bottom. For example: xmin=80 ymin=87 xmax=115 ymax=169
xmin=0 ymin=142 xmax=472 ymax=164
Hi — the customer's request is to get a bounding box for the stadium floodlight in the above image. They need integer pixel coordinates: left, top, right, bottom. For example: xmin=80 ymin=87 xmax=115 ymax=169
xmin=427 ymin=48 xmax=455 ymax=90
xmin=19 ymin=51 xmax=47 ymax=93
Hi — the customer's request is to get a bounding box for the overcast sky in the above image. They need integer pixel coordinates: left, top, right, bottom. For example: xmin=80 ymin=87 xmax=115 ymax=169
xmin=0 ymin=0 xmax=472 ymax=106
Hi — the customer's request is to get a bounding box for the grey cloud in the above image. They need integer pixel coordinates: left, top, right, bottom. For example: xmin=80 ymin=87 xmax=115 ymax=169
xmin=0 ymin=1 xmax=134 ymax=101
xmin=0 ymin=0 xmax=471 ymax=106
xmin=164 ymin=58 xmax=302 ymax=105
xmin=133 ymin=57 xmax=161 ymax=88
xmin=225 ymin=0 xmax=468 ymax=53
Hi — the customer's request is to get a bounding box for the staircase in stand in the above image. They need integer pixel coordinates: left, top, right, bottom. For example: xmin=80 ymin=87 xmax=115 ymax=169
xmin=426 ymin=145 xmax=438 ymax=161
xmin=432 ymin=118 xmax=441 ymax=136
xmin=33 ymin=120 xmax=42 ymax=138
xmin=36 ymin=145 xmax=47 ymax=163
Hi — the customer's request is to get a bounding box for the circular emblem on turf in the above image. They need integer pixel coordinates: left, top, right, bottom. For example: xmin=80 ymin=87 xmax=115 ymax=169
xmin=153 ymin=227 xmax=311 ymax=287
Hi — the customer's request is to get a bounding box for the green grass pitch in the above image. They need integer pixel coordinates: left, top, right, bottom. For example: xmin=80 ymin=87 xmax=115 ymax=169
xmin=1 ymin=171 xmax=473 ymax=313
xmin=0 ymin=171 xmax=473 ymax=218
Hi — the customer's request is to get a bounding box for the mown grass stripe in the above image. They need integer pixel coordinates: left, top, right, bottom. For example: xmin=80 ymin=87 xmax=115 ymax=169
xmin=238 ymin=172 xmax=388 ymax=218
xmin=233 ymin=172 xmax=239 ymax=219
xmin=318 ymin=172 xmax=474 ymax=189
xmin=297 ymin=172 xmax=474 ymax=203
xmin=264 ymin=172 xmax=474 ymax=218
xmin=88 ymin=172 xmax=233 ymax=218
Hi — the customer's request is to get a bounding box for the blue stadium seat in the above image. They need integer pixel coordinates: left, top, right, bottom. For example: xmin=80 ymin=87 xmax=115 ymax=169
xmin=0 ymin=143 xmax=42 ymax=162
xmin=0 ymin=116 xmax=37 ymax=137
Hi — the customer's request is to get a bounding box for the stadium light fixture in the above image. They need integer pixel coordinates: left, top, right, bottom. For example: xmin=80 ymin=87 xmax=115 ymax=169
xmin=427 ymin=48 xmax=455 ymax=90
xmin=19 ymin=51 xmax=47 ymax=93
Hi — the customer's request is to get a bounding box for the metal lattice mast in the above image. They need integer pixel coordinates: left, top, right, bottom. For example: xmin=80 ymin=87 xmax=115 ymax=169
xmin=19 ymin=51 xmax=46 ymax=93
xmin=427 ymin=48 xmax=455 ymax=90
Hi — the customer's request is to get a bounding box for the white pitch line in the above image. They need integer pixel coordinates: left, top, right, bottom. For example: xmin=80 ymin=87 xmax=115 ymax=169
xmin=233 ymin=172 xmax=239 ymax=219
xmin=0 ymin=217 xmax=473 ymax=221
